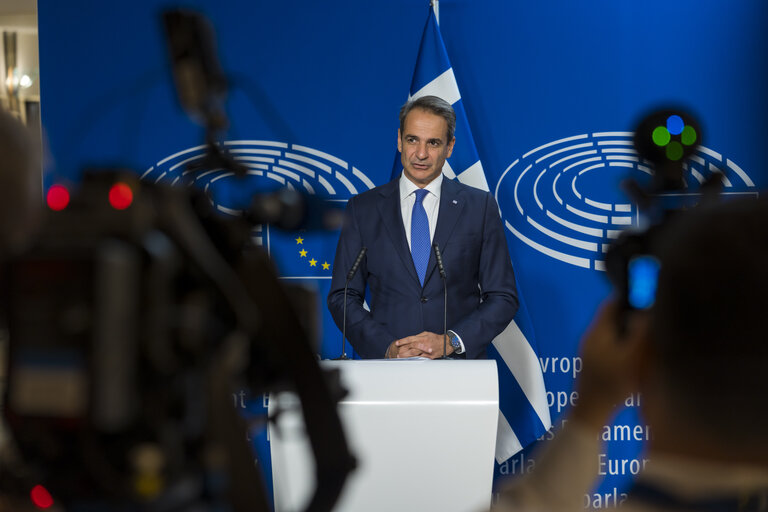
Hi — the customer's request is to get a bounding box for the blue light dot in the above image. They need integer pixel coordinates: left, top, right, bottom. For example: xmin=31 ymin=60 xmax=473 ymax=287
xmin=628 ymin=256 xmax=660 ymax=309
xmin=666 ymin=115 xmax=684 ymax=135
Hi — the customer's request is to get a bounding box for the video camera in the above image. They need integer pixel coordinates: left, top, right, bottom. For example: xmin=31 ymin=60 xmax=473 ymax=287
xmin=606 ymin=108 xmax=723 ymax=312
xmin=0 ymin=9 xmax=354 ymax=512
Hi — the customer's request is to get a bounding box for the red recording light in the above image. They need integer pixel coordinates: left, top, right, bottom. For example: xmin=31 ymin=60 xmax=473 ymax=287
xmin=46 ymin=184 xmax=70 ymax=211
xmin=30 ymin=484 xmax=54 ymax=509
xmin=108 ymin=182 xmax=134 ymax=210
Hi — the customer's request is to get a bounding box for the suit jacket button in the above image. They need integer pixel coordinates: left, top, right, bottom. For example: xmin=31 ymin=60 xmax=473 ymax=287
xmin=420 ymin=296 xmax=428 ymax=303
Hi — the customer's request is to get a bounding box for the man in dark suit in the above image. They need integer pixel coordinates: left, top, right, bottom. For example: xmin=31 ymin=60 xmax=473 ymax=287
xmin=327 ymin=95 xmax=518 ymax=359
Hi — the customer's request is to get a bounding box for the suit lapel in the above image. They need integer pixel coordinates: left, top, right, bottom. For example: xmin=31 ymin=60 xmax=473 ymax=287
xmin=377 ymin=180 xmax=421 ymax=286
xmin=424 ymin=178 xmax=464 ymax=285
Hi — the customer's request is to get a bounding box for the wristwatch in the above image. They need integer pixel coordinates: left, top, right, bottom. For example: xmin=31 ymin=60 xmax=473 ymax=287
xmin=447 ymin=330 xmax=463 ymax=354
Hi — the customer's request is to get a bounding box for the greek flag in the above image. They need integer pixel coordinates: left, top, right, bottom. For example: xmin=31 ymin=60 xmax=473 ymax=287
xmin=394 ymin=5 xmax=551 ymax=463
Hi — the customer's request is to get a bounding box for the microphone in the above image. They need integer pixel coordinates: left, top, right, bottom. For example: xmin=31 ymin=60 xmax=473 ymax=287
xmin=334 ymin=246 xmax=367 ymax=360
xmin=433 ymin=243 xmax=448 ymax=359
xmin=248 ymin=188 xmax=344 ymax=232
xmin=347 ymin=246 xmax=367 ymax=281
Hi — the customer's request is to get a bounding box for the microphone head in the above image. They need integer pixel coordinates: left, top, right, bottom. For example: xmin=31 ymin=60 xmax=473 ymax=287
xmin=248 ymin=188 xmax=344 ymax=231
xmin=432 ymin=243 xmax=446 ymax=278
xmin=346 ymin=246 xmax=367 ymax=281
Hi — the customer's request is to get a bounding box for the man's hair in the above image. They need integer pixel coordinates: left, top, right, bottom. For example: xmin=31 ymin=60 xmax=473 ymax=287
xmin=650 ymin=194 xmax=768 ymax=441
xmin=398 ymin=95 xmax=456 ymax=142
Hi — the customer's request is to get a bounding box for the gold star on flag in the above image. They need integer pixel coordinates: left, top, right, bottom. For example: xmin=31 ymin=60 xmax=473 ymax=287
xmin=296 ymin=237 xmax=304 ymax=244
xmin=299 ymin=249 xmax=308 ymax=257
xmin=322 ymin=262 xmax=330 ymax=270
xmin=309 ymin=258 xmax=317 ymax=267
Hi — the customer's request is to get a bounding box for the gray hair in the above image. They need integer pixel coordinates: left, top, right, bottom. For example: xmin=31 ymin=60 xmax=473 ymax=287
xmin=399 ymin=95 xmax=456 ymax=142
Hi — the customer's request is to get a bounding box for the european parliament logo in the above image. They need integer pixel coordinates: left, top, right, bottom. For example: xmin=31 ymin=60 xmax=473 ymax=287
xmin=495 ymin=132 xmax=757 ymax=271
xmin=142 ymin=140 xmax=375 ymax=278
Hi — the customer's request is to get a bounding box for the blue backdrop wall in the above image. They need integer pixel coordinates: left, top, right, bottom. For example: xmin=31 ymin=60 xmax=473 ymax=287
xmin=38 ymin=0 xmax=768 ymax=507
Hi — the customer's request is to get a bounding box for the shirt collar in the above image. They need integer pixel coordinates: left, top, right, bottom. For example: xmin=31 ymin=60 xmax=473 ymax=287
xmin=399 ymin=172 xmax=444 ymax=202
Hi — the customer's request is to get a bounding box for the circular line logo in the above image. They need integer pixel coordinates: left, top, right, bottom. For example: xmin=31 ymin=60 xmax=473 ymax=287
xmin=495 ymin=132 xmax=757 ymax=271
xmin=142 ymin=140 xmax=375 ymax=215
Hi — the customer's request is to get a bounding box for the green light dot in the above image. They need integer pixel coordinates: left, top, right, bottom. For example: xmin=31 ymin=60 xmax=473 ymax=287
xmin=681 ymin=125 xmax=697 ymax=146
xmin=652 ymin=126 xmax=671 ymax=146
xmin=666 ymin=141 xmax=684 ymax=161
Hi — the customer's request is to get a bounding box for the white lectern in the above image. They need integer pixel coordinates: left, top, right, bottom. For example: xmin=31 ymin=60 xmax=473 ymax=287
xmin=268 ymin=359 xmax=499 ymax=512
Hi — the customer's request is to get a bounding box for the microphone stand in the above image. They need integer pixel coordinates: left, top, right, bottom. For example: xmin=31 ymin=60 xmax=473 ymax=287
xmin=334 ymin=247 xmax=367 ymax=360
xmin=441 ymin=275 xmax=447 ymax=359
xmin=433 ymin=243 xmax=448 ymax=359
xmin=337 ymin=280 xmax=351 ymax=360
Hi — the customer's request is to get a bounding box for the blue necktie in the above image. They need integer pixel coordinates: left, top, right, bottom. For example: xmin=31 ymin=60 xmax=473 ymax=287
xmin=411 ymin=189 xmax=430 ymax=286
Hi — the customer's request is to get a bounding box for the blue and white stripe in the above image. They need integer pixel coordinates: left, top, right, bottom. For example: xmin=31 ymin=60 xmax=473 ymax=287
xmin=397 ymin=5 xmax=551 ymax=463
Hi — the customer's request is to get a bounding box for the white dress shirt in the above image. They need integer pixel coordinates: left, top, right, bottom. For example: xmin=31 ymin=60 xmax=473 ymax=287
xmin=399 ymin=172 xmax=442 ymax=250
xmin=397 ymin=172 xmax=465 ymax=354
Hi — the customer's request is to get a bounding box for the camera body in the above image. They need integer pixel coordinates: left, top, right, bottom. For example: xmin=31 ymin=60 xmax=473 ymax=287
xmin=606 ymin=108 xmax=716 ymax=312
xmin=2 ymin=167 xmax=353 ymax=512
xmin=3 ymin=170 xmax=250 ymax=508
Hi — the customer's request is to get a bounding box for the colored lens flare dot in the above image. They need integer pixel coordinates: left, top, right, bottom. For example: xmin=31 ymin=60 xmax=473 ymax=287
xmin=108 ymin=182 xmax=134 ymax=210
xmin=628 ymin=256 xmax=660 ymax=310
xmin=666 ymin=141 xmax=684 ymax=161
xmin=30 ymin=485 xmax=54 ymax=509
xmin=652 ymin=126 xmax=671 ymax=147
xmin=46 ymin=184 xmax=70 ymax=211
xmin=666 ymin=114 xmax=684 ymax=135
xmin=681 ymin=125 xmax=697 ymax=146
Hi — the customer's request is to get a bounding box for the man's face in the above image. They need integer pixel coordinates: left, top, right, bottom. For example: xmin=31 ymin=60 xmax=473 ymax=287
xmin=398 ymin=108 xmax=455 ymax=188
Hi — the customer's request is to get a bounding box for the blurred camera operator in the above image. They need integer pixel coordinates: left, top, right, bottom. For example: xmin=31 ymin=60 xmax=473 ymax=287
xmin=0 ymin=108 xmax=43 ymax=511
xmin=0 ymin=108 xmax=42 ymax=255
xmin=492 ymin=194 xmax=768 ymax=512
